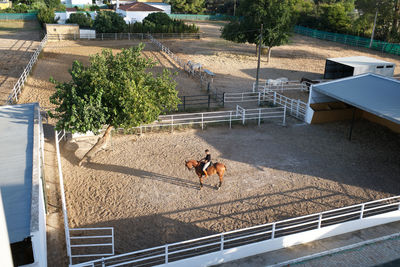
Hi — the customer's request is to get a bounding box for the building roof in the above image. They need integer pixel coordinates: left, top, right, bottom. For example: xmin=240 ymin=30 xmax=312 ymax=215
xmin=118 ymin=2 xmax=163 ymax=11
xmin=0 ymin=103 xmax=36 ymax=243
xmin=312 ymin=73 xmax=400 ymax=124
xmin=66 ymin=7 xmax=77 ymax=11
xmin=326 ymin=56 xmax=395 ymax=68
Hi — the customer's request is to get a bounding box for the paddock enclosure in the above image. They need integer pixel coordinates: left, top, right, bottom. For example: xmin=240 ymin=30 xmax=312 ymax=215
xmin=9 ymin=20 xmax=400 ymax=265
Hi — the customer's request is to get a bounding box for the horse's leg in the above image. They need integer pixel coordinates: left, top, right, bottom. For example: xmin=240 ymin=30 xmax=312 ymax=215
xmin=199 ymin=175 xmax=203 ymax=190
xmin=217 ymin=171 xmax=224 ymax=190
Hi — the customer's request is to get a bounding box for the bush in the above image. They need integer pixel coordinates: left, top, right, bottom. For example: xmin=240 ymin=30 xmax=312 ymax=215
xmin=13 ymin=4 xmax=29 ymax=13
xmin=143 ymin=12 xmax=172 ymax=26
xmin=94 ymin=11 xmax=126 ymax=33
xmin=37 ymin=6 xmax=58 ymax=26
xmin=67 ymin=12 xmax=93 ymax=28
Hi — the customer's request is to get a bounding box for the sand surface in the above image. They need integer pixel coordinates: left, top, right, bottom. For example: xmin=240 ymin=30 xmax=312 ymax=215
xmin=61 ymin=119 xmax=400 ymax=257
xmin=0 ymin=20 xmax=41 ymax=104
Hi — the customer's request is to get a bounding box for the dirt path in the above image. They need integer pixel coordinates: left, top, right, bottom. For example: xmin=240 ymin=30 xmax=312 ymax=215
xmin=0 ymin=20 xmax=41 ymax=105
xmin=163 ymin=21 xmax=400 ymax=95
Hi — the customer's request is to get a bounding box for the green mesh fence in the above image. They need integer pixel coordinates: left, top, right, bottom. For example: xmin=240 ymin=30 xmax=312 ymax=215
xmin=294 ymin=25 xmax=400 ymax=56
xmin=168 ymin=14 xmax=234 ymax=21
xmin=0 ymin=13 xmax=37 ymax=20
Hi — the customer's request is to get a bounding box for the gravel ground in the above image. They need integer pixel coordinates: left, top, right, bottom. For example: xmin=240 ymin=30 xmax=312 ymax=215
xmin=60 ymin=119 xmax=400 ymax=255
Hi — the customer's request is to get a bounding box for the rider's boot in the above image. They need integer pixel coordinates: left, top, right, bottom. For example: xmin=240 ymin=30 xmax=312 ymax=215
xmin=203 ymin=170 xmax=208 ymax=177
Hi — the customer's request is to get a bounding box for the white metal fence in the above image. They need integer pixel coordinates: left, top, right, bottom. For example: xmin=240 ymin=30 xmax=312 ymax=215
xmin=253 ymin=80 xmax=307 ymax=93
xmin=131 ymin=105 xmax=286 ymax=135
xmin=55 ymin=130 xmax=115 ymax=265
xmin=223 ymin=92 xmax=262 ymax=105
xmin=72 ymin=196 xmax=400 ymax=267
xmin=47 ymin=32 xmax=202 ymax=41
xmin=6 ymin=34 xmax=48 ymax=105
xmin=262 ymin=88 xmax=307 ymax=120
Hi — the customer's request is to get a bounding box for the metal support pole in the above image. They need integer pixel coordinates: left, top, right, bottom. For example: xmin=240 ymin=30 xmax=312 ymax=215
xmin=258 ymin=109 xmax=261 ymax=126
xmin=360 ymin=204 xmax=365 ymax=219
xmin=242 ymin=110 xmax=245 ymax=125
xmin=220 ymin=235 xmax=224 ymax=251
xmin=201 ymin=113 xmax=204 ymax=130
xmin=348 ymin=108 xmax=356 ymax=141
xmin=183 ymin=96 xmax=186 ymax=111
xmin=165 ymin=245 xmax=168 ymax=263
xmin=273 ymin=92 xmax=277 ymax=105
xmin=318 ymin=214 xmax=322 ymax=229
xmin=255 ymin=24 xmax=263 ymax=90
xmin=283 ymin=106 xmax=286 ymax=126
xmin=258 ymin=92 xmax=261 ymax=106
xmin=223 ymin=92 xmax=225 ymax=107
xmin=208 ymin=94 xmax=211 ymax=110
xmin=271 ymin=223 xmax=276 ymax=239
xmin=296 ymin=100 xmax=300 ymax=117
xmin=171 ymin=116 xmax=174 ymax=133
xmin=229 ymin=111 xmax=232 ymax=128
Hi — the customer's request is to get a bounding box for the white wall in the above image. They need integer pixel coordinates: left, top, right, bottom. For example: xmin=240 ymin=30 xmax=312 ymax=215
xmin=0 ymin=192 xmax=13 ymax=267
xmin=123 ymin=10 xmax=158 ymax=23
xmin=305 ymin=86 xmax=337 ymax=124
xmin=146 ymin=3 xmax=171 ymax=14
xmin=353 ymin=64 xmax=395 ymax=77
xmin=71 ymin=0 xmax=92 ymax=5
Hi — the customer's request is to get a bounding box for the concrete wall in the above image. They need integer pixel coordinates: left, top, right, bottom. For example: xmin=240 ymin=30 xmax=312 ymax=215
xmin=46 ymin=24 xmax=79 ymax=40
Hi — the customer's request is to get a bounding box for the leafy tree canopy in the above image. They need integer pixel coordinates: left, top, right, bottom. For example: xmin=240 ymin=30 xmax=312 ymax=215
xmin=167 ymin=0 xmax=205 ymax=14
xmin=143 ymin=12 xmax=173 ymax=25
xmin=221 ymin=0 xmax=295 ymax=61
xmin=49 ymin=44 xmax=180 ymax=133
xmin=94 ymin=11 xmax=127 ymax=33
xmin=37 ymin=6 xmax=58 ymax=26
xmin=67 ymin=12 xmax=93 ymax=28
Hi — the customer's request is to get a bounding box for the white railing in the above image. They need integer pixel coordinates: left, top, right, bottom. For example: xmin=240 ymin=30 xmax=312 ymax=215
xmin=55 ymin=130 xmax=115 ymax=265
xmin=47 ymin=32 xmax=202 ymax=41
xmin=131 ymin=105 xmax=286 ymax=134
xmin=6 ymin=34 xmax=48 ymax=104
xmin=253 ymin=80 xmax=307 ymax=93
xmin=72 ymin=196 xmax=400 ymax=267
xmin=147 ymin=34 xmax=213 ymax=89
xmin=262 ymin=88 xmax=307 ymax=120
xmin=224 ymin=92 xmax=262 ymax=105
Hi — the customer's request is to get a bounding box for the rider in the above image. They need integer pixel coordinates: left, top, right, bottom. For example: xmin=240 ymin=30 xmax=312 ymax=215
xmin=201 ymin=149 xmax=211 ymax=177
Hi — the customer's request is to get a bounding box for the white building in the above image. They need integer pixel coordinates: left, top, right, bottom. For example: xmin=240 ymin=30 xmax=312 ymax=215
xmin=116 ymin=2 xmax=164 ymax=23
xmin=0 ymin=103 xmax=47 ymax=266
xmin=61 ymin=0 xmax=93 ymax=7
xmin=55 ymin=8 xmax=97 ymax=24
xmin=324 ymin=56 xmax=395 ymax=79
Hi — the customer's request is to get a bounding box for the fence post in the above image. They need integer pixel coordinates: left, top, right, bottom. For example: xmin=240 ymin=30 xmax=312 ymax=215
xmin=229 ymin=111 xmax=232 ymax=128
xmin=296 ymin=100 xmax=300 ymax=117
xmin=318 ymin=213 xmax=322 ymax=229
xmin=208 ymin=94 xmax=211 ymax=110
xmin=258 ymin=92 xmax=261 ymax=106
xmin=271 ymin=223 xmax=276 ymax=239
xmin=360 ymin=204 xmax=365 ymax=219
xmin=273 ymin=92 xmax=277 ymax=105
xmin=258 ymin=109 xmax=261 ymax=126
xmin=171 ymin=116 xmax=174 ymax=133
xmin=291 ymin=99 xmax=294 ymax=115
xmin=220 ymin=235 xmax=224 ymax=251
xmin=283 ymin=106 xmax=286 ymax=126
xmin=183 ymin=96 xmax=186 ymax=111
xmin=222 ymin=92 xmax=225 ymax=108
xmin=242 ymin=110 xmax=245 ymax=125
xmin=165 ymin=245 xmax=169 ymax=264
xmin=101 ymin=257 xmax=105 ymax=267
xmin=201 ymin=113 xmax=204 ymax=130
xmin=102 ymin=33 xmax=103 ymax=41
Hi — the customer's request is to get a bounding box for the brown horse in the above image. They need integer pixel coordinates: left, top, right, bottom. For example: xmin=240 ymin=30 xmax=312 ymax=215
xmin=185 ymin=160 xmax=227 ymax=190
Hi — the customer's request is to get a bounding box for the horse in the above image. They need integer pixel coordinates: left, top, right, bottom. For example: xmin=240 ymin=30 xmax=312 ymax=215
xmin=185 ymin=160 xmax=227 ymax=190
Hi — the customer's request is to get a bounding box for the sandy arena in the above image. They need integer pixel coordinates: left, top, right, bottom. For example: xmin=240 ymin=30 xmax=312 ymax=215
xmin=12 ymin=21 xmax=400 ymax=264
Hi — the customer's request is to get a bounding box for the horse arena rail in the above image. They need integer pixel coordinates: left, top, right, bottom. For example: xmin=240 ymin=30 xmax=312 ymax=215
xmin=55 ymin=130 xmax=115 ymax=265
xmin=252 ymin=80 xmax=308 ymax=93
xmin=178 ymin=93 xmax=224 ymax=111
xmin=71 ymin=195 xmax=400 ymax=267
xmin=47 ymin=32 xmax=202 ymax=41
xmin=222 ymin=89 xmax=307 ymax=121
xmin=130 ymin=105 xmax=286 ymax=135
xmin=6 ymin=34 xmax=48 ymax=105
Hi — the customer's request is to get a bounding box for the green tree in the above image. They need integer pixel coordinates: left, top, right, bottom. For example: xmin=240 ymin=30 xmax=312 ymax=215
xmin=319 ymin=3 xmax=352 ymax=33
xmin=94 ymin=11 xmax=127 ymax=33
xmin=37 ymin=6 xmax=58 ymax=26
xmin=167 ymin=0 xmax=205 ymax=14
xmin=221 ymin=0 xmax=295 ymax=62
xmin=67 ymin=12 xmax=93 ymax=28
xmin=143 ymin=12 xmax=172 ymax=25
xmin=49 ymin=44 xmax=180 ymax=165
xmin=44 ymin=0 xmax=61 ymax=9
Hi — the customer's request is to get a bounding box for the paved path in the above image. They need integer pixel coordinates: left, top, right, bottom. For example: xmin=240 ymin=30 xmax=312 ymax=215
xmin=217 ymin=221 xmax=400 ymax=267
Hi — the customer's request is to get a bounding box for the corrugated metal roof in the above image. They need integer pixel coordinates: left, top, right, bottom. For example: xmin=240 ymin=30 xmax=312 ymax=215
xmin=0 ymin=103 xmax=36 ymax=243
xmin=326 ymin=56 xmax=395 ymax=67
xmin=313 ymin=73 xmax=400 ymax=124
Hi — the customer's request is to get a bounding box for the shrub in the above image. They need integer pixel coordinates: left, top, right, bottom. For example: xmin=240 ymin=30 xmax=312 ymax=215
xmin=67 ymin=12 xmax=93 ymax=28
xmin=143 ymin=12 xmax=172 ymax=26
xmin=37 ymin=6 xmax=58 ymax=26
xmin=13 ymin=4 xmax=29 ymax=13
xmin=94 ymin=11 xmax=126 ymax=33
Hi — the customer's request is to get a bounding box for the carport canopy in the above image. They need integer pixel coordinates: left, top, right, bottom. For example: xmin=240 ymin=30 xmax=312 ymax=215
xmin=312 ymin=73 xmax=400 ymax=125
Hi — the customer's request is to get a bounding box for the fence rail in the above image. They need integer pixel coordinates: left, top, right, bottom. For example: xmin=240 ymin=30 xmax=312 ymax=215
xmin=55 ymin=130 xmax=115 ymax=265
xmin=130 ymin=105 xmax=286 ymax=135
xmin=6 ymin=34 xmax=47 ymax=104
xmin=178 ymin=94 xmax=224 ymax=111
xmin=294 ymin=25 xmax=400 ymax=56
xmin=224 ymin=92 xmax=262 ymax=105
xmin=47 ymin=32 xmax=202 ymax=41
xmin=261 ymin=88 xmax=307 ymax=120
xmin=72 ymin=195 xmax=400 ymax=267
xmin=252 ymin=80 xmax=307 ymax=92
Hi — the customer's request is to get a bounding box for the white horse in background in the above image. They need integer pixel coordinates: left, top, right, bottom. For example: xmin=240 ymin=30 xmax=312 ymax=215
xmin=187 ymin=60 xmax=202 ymax=76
